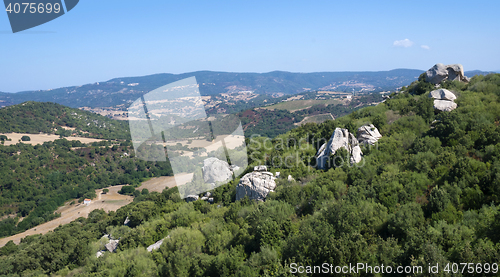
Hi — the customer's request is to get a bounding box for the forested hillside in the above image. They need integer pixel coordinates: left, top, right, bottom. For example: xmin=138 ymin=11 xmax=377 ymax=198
xmin=0 ymin=102 xmax=130 ymax=140
xmin=0 ymin=139 xmax=172 ymax=238
xmin=1 ymin=74 xmax=500 ymax=276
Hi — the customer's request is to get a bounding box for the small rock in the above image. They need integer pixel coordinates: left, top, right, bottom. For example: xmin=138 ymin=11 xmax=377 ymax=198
xmin=275 ymin=172 xmax=281 ymax=178
xmin=123 ymin=216 xmax=130 ymax=226
xmin=287 ymin=175 xmax=295 ymax=182
xmin=254 ymin=165 xmax=268 ymax=172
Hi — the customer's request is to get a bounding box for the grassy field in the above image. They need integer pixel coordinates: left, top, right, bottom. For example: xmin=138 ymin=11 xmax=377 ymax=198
xmin=295 ymin=113 xmax=335 ymax=126
xmin=263 ymin=99 xmax=341 ymax=112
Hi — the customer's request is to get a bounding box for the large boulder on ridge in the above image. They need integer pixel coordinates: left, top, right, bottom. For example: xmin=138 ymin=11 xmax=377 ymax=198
xmin=202 ymin=157 xmax=233 ymax=184
xmin=428 ymin=88 xmax=457 ymax=112
xmin=357 ymin=124 xmax=382 ymax=145
xmin=316 ymin=128 xmax=362 ymax=169
xmin=425 ymin=63 xmax=469 ymax=85
xmin=236 ymin=169 xmax=276 ymax=201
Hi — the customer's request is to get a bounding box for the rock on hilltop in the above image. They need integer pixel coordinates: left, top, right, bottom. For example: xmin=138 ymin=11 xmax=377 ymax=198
xmin=425 ymin=63 xmax=470 ymax=85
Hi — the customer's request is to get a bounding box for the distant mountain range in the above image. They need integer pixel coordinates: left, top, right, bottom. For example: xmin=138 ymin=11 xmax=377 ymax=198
xmin=0 ymin=69 xmax=494 ymax=109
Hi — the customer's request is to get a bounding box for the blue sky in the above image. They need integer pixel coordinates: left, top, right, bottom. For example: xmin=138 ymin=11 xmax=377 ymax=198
xmin=0 ymin=0 xmax=499 ymax=92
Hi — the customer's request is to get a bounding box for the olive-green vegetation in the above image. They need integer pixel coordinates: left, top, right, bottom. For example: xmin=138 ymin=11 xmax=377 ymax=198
xmin=0 ymin=139 xmax=172 ymax=238
xmin=1 ymin=74 xmax=500 ymax=276
xmin=0 ymin=101 xmax=130 ymax=140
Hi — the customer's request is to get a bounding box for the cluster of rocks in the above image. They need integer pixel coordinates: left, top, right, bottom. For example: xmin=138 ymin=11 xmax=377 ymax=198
xmin=316 ymin=128 xmax=363 ymax=169
xmin=429 ymin=88 xmax=457 ymax=112
xmin=96 ymin=234 xmax=120 ymax=258
xmin=235 ymin=165 xmax=277 ymax=201
xmin=186 ymin=191 xmax=213 ymax=203
xmin=316 ymin=125 xmax=383 ymax=169
xmin=425 ymin=63 xmax=469 ymax=85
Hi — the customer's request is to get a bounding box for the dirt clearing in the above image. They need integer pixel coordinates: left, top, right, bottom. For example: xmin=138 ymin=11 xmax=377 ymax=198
xmin=0 ymin=185 xmax=132 ymax=247
xmin=0 ymin=133 xmax=105 ymax=146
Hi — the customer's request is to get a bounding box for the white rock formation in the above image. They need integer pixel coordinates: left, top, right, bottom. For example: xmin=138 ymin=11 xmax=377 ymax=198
xmin=105 ymin=239 xmax=119 ymax=253
xmin=428 ymin=89 xmax=458 ymax=112
xmin=202 ymin=157 xmax=233 ymax=184
xmin=425 ymin=63 xmax=469 ymax=85
xmin=316 ymin=128 xmax=363 ymax=169
xmin=357 ymin=124 xmax=382 ymax=145
xmin=236 ymin=170 xmax=276 ymax=201
xmin=287 ymin=175 xmax=295 ymax=182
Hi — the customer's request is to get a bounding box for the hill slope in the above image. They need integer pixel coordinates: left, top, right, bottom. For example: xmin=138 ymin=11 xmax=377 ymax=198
xmin=0 ymin=69 xmax=423 ymax=108
xmin=0 ymin=102 xmax=130 ymax=140
xmin=1 ymin=71 xmax=499 ymax=276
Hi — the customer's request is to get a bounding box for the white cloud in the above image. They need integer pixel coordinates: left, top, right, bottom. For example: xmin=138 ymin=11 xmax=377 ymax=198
xmin=393 ymin=39 xmax=414 ymax=48
xmin=421 ymin=45 xmax=430 ymax=50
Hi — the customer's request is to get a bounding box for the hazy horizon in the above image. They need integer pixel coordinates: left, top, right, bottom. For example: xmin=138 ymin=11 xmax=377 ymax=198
xmin=1 ymin=0 xmax=499 ymax=92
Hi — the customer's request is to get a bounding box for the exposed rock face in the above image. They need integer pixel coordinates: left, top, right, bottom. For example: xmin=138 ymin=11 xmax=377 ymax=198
xmin=287 ymin=175 xmax=295 ymax=182
xmin=429 ymin=89 xmax=457 ymax=112
xmin=202 ymin=157 xmax=233 ymax=184
xmin=236 ymin=170 xmax=276 ymax=201
xmin=357 ymin=124 xmax=382 ymax=145
xmin=105 ymin=239 xmax=119 ymax=253
xmin=425 ymin=63 xmax=469 ymax=85
xmin=316 ymin=128 xmax=363 ymax=169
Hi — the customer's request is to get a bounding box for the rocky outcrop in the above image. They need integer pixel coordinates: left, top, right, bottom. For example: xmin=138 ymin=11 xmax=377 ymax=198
xmin=202 ymin=157 xmax=233 ymax=184
xmin=105 ymin=239 xmax=119 ymax=253
xmin=316 ymin=128 xmax=362 ymax=169
xmin=236 ymin=168 xmax=276 ymax=201
xmin=428 ymin=89 xmax=457 ymax=112
xmin=357 ymin=124 xmax=382 ymax=145
xmin=425 ymin=63 xmax=469 ymax=85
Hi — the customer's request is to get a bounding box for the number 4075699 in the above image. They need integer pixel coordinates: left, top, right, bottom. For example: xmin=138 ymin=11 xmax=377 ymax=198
xmin=5 ymin=2 xmax=61 ymax=14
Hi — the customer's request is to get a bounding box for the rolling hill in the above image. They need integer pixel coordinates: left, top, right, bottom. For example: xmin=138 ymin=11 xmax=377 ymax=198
xmin=0 ymin=69 xmax=424 ymax=108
